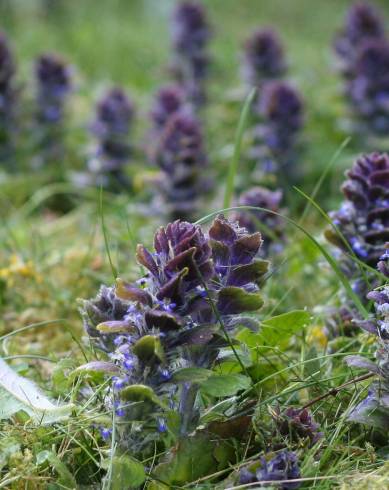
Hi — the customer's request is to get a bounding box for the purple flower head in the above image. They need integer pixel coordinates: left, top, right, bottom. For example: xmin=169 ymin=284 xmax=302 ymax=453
xmin=275 ymin=407 xmax=323 ymax=447
xmin=235 ymin=186 xmax=285 ymax=256
xmin=346 ymin=38 xmax=389 ymax=134
xmin=137 ymin=220 xmax=214 ymax=305
xmin=243 ymin=28 xmax=286 ymax=87
xmin=256 ymin=451 xmax=301 ymax=489
xmin=88 ymin=87 xmax=134 ymax=187
xmin=153 ymin=111 xmax=208 ymax=220
xmin=171 ymin=1 xmax=210 ymax=55
xmin=345 ymin=3 xmax=384 ymax=42
xmin=170 ymin=1 xmax=211 ymax=106
xmin=252 ymin=81 xmax=303 ymax=177
xmin=259 ymin=81 xmax=303 ymax=134
xmin=150 ymin=85 xmax=186 ymax=130
xmin=35 ymin=53 xmax=71 ymax=124
xmin=93 ymin=87 xmax=134 ymax=139
xmin=334 ymin=3 xmax=385 ymax=67
xmin=99 ymin=427 xmax=112 ymax=440
xmin=326 ymin=152 xmax=389 ymax=267
xmin=355 ymin=38 xmax=389 ymax=79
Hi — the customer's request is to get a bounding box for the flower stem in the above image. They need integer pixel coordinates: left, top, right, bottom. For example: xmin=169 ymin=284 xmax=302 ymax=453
xmin=179 ymin=382 xmax=199 ymax=435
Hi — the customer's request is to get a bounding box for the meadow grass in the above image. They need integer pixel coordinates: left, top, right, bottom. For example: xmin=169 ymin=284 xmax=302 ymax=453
xmin=0 ymin=0 xmax=388 ymax=488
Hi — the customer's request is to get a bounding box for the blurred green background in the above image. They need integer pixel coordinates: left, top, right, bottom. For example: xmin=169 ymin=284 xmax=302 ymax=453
xmin=3 ymin=0 xmax=389 ymax=209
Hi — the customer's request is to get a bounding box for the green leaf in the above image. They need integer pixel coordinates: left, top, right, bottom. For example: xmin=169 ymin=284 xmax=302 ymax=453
xmin=200 ymin=373 xmax=251 ymax=397
xmin=132 ymin=335 xmax=164 ymax=363
xmin=72 ymin=361 xmax=119 ymax=382
xmin=217 ymin=286 xmax=263 ymax=314
xmin=0 ymin=437 xmax=21 ymax=471
xmin=110 ymin=454 xmax=146 ymax=490
xmin=119 ymin=384 xmax=167 ymax=410
xmin=260 ymin=310 xmax=311 ymax=347
xmin=0 ymin=359 xmax=74 ymax=425
xmin=119 ymin=384 xmax=156 ymax=402
xmin=172 ymin=367 xmax=213 ymax=383
xmin=36 ymin=450 xmax=76 ymax=488
xmin=52 ymin=358 xmax=76 ymax=394
xmin=152 ymin=433 xmax=229 ymax=486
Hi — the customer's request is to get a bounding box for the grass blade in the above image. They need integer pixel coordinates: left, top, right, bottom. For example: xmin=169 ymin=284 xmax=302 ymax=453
xmin=223 ymin=88 xmax=256 ymax=209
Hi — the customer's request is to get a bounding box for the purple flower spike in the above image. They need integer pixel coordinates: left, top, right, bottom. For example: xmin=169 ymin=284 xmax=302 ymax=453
xmin=35 ymin=53 xmax=71 ymax=125
xmin=0 ymin=32 xmax=17 ymax=163
xmin=345 ymin=279 xmax=389 ymax=429
xmin=89 ymin=87 xmax=135 ymax=189
xmin=153 ymin=111 xmax=208 ymax=220
xmin=80 ymin=215 xmax=268 ymax=445
xmin=334 ymin=3 xmax=386 ymax=76
xmin=251 ymin=81 xmax=303 ymax=179
xmin=170 ymin=1 xmax=211 ymax=107
xmin=346 ymin=38 xmax=389 ymax=135
xmin=0 ymin=33 xmax=16 ymax=118
xmin=326 ymin=152 xmax=389 ymax=268
xmin=235 ymin=186 xmax=285 ymax=257
xmin=325 ymin=152 xmax=389 ymax=338
xmin=151 ymin=85 xmax=186 ymax=131
xmin=34 ymin=53 xmax=71 ymax=166
xmin=242 ymin=28 xmax=286 ymax=87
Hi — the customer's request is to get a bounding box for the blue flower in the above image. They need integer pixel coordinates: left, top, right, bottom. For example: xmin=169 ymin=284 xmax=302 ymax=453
xmin=256 ymin=451 xmax=301 ymax=489
xmin=157 ymin=418 xmax=168 ymax=433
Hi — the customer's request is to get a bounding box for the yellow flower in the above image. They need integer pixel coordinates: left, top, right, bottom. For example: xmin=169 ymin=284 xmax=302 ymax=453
xmin=307 ymin=325 xmax=327 ymax=348
xmin=0 ymin=254 xmax=42 ymax=285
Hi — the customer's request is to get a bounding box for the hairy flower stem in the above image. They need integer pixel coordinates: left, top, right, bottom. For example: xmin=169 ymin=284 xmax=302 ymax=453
xmin=191 ymin=260 xmax=251 ymax=377
xmin=179 ymin=382 xmax=199 ymax=435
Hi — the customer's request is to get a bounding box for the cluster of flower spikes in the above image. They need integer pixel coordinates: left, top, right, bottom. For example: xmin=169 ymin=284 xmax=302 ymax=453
xmin=344 ymin=248 xmax=389 ymax=429
xmin=239 ymin=451 xmax=301 ymax=489
xmin=89 ymin=87 xmax=135 ymax=189
xmin=249 ymin=80 xmax=304 ymax=182
xmin=152 ymin=109 xmax=209 ymax=221
xmin=325 ymin=152 xmax=389 ymax=337
xmin=334 ymin=2 xmax=386 ymax=77
xmin=234 ymin=186 xmax=285 ymax=257
xmin=80 ymin=216 xmax=268 ymax=444
xmin=0 ymin=32 xmax=17 ymax=161
xmin=170 ymin=1 xmax=211 ymax=107
xmin=242 ymin=28 xmax=286 ymax=88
